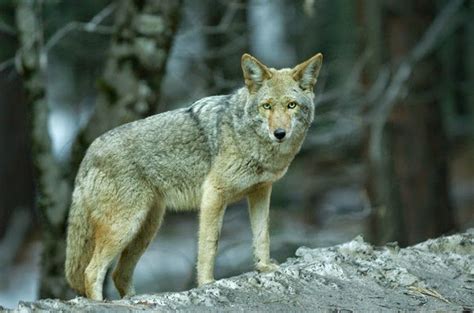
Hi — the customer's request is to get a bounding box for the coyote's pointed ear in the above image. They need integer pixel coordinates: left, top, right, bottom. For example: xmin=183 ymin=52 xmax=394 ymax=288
xmin=241 ymin=53 xmax=272 ymax=93
xmin=292 ymin=53 xmax=323 ymax=91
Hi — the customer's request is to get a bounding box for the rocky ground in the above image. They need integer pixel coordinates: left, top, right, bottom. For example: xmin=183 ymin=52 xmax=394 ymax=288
xmin=4 ymin=229 xmax=473 ymax=312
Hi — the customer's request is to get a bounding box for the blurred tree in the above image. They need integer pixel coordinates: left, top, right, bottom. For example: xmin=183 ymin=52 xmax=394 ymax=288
xmin=439 ymin=0 xmax=474 ymax=140
xmin=71 ymin=0 xmax=182 ymax=171
xmin=15 ymin=0 xmax=71 ymax=299
xmin=0 ymin=2 xmax=35 ymax=241
xmin=362 ymin=0 xmax=461 ymax=245
xmin=15 ymin=0 xmax=182 ymax=299
xmin=0 ymin=1 xmax=36 ymax=289
xmin=282 ymin=0 xmax=363 ymax=225
xmin=204 ymin=0 xmax=248 ymax=94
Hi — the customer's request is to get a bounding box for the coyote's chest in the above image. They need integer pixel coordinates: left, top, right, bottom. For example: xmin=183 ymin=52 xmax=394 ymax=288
xmin=226 ymin=165 xmax=288 ymax=204
xmin=216 ymin=153 xmax=290 ymax=201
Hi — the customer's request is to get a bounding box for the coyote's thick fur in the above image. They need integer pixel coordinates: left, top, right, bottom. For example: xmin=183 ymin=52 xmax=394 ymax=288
xmin=65 ymin=53 xmax=323 ymax=300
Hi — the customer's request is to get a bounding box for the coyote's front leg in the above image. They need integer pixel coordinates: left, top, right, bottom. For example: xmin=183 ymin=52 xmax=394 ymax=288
xmin=247 ymin=184 xmax=278 ymax=272
xmin=197 ymin=184 xmax=226 ymax=286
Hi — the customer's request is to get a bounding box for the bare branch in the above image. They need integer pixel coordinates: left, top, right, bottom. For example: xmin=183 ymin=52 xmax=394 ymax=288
xmin=313 ymin=89 xmax=341 ymax=107
xmin=313 ymin=50 xmax=370 ymax=108
xmin=44 ymin=3 xmax=115 ymax=52
xmin=366 ymin=66 xmax=390 ymax=104
xmin=410 ymin=0 xmax=465 ymax=63
xmin=0 ymin=57 xmax=15 ymax=72
xmin=87 ymin=2 xmax=116 ymax=29
xmin=306 ymin=0 xmax=465 ymax=157
xmin=340 ymin=49 xmax=371 ymax=100
xmin=0 ymin=19 xmax=16 ymax=35
xmin=368 ymin=0 xmax=465 ymax=163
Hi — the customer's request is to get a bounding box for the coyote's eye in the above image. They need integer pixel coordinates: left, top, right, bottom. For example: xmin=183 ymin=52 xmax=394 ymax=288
xmin=262 ymin=102 xmax=272 ymax=110
xmin=287 ymin=101 xmax=298 ymax=109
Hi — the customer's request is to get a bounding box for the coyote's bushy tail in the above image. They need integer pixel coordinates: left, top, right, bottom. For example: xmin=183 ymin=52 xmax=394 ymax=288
xmin=65 ymin=190 xmax=93 ymax=295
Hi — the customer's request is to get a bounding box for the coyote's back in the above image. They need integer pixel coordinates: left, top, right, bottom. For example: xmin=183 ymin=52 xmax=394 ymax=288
xmin=65 ymin=52 xmax=323 ymax=300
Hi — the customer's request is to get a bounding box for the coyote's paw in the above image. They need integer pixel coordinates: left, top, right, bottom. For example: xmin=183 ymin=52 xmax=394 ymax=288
xmin=256 ymin=260 xmax=279 ymax=273
xmin=123 ymin=287 xmax=136 ymax=299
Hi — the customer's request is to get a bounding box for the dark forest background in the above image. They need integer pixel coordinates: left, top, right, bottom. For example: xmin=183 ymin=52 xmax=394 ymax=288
xmin=0 ymin=0 xmax=473 ymax=307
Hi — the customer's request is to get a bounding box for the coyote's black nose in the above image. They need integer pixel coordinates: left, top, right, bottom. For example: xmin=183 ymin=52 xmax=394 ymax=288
xmin=274 ymin=128 xmax=286 ymax=140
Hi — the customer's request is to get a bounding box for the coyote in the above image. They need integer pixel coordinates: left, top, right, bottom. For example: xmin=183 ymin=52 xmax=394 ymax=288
xmin=65 ymin=53 xmax=323 ymax=300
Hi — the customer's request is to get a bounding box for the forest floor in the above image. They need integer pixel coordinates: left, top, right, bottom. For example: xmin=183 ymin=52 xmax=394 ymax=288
xmin=5 ymin=229 xmax=473 ymax=312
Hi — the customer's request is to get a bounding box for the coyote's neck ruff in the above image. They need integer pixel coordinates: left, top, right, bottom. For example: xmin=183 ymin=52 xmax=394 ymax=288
xmin=65 ymin=53 xmax=323 ymax=300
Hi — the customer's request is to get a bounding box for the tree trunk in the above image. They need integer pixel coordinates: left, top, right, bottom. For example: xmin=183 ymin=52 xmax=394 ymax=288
xmin=0 ymin=32 xmax=35 ymax=239
xmin=0 ymin=15 xmax=36 ymax=287
xmin=364 ymin=0 xmax=458 ymax=245
xmin=70 ymin=0 xmax=182 ymax=172
xmin=15 ymin=0 xmax=74 ymax=299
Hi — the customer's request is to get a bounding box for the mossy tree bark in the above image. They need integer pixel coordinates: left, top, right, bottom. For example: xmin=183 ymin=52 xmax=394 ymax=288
xmin=15 ymin=0 xmax=73 ymax=299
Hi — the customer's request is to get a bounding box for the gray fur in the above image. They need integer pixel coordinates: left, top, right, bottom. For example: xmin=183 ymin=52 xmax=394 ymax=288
xmin=65 ymin=53 xmax=323 ymax=300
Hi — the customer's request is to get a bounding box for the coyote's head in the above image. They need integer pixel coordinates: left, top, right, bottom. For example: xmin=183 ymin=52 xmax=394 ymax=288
xmin=241 ymin=53 xmax=323 ymax=144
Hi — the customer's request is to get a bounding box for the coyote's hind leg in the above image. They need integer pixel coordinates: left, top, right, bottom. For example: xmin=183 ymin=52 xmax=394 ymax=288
xmin=112 ymin=201 xmax=165 ymax=298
